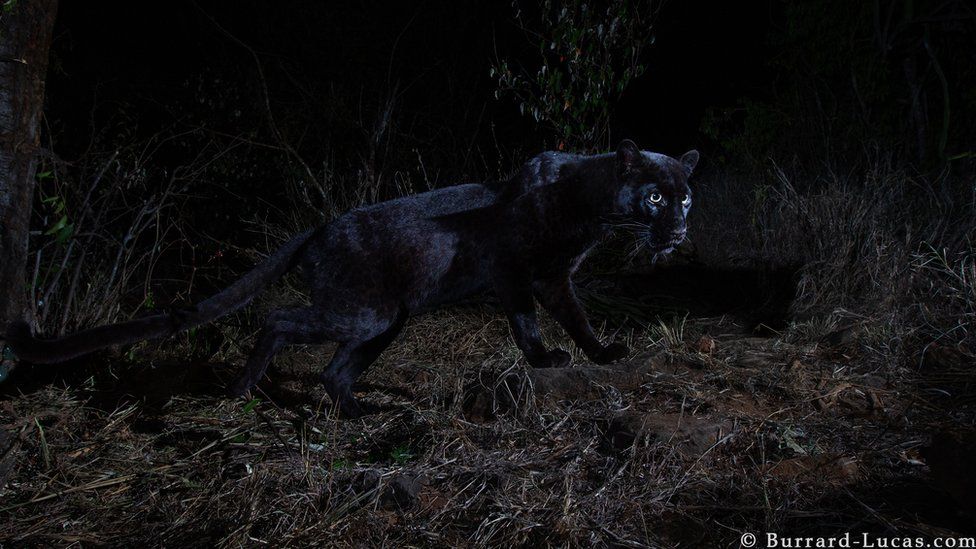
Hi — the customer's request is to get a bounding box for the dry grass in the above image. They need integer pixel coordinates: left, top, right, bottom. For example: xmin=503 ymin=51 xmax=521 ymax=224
xmin=692 ymin=164 xmax=975 ymax=356
xmin=2 ymin=304 xmax=973 ymax=546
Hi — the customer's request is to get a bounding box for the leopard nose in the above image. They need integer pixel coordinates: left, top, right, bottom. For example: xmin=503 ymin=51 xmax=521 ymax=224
xmin=670 ymin=228 xmax=687 ymax=240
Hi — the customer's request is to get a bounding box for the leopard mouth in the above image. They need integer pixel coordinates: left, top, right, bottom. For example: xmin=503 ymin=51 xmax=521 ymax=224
xmin=629 ymin=226 xmax=684 ymax=257
xmin=647 ymin=237 xmax=684 ymax=254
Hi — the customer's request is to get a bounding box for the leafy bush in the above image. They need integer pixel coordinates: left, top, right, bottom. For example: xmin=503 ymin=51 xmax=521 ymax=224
xmin=492 ymin=0 xmax=658 ymax=151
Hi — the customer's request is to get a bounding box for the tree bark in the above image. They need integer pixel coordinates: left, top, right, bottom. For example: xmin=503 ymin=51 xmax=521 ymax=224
xmin=0 ymin=0 xmax=58 ymax=330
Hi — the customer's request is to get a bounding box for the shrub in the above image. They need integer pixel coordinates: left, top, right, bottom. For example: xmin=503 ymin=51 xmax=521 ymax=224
xmin=491 ymin=0 xmax=658 ymax=152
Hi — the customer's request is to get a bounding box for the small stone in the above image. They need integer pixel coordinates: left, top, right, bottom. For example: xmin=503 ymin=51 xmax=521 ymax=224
xmin=697 ymin=336 xmax=717 ymax=355
xmin=382 ymin=473 xmax=426 ymax=510
xmin=601 ymin=412 xmax=735 ymax=454
xmin=461 ymin=383 xmax=494 ymax=422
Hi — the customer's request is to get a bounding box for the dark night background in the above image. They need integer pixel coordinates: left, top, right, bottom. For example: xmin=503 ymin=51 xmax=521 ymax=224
xmin=33 ymin=0 xmax=975 ymax=321
xmin=47 ymin=1 xmax=769 ymax=172
xmin=40 ymin=1 xmax=975 ymax=244
xmin=33 ymin=0 xmax=798 ymax=312
xmin=2 ymin=0 xmax=975 ymax=545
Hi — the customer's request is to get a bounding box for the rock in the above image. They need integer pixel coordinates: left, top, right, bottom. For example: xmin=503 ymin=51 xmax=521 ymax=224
xmin=382 ymin=473 xmax=426 ymax=510
xmin=821 ymin=324 xmax=859 ymax=348
xmin=525 ymin=356 xmax=660 ymax=401
xmin=764 ymin=455 xmax=859 ymax=487
xmin=922 ymin=344 xmax=972 ymax=371
xmin=604 ymin=414 xmax=640 ymax=452
xmin=352 ymin=469 xmax=382 ymax=495
xmin=351 ymin=469 xmax=427 ymax=510
xmin=696 ymin=335 xmax=717 ymax=355
xmin=461 ymin=383 xmax=494 ymax=422
xmin=602 ymin=411 xmax=736 ymax=454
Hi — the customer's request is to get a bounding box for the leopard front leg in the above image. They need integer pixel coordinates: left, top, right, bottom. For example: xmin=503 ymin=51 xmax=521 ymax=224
xmin=492 ymin=269 xmax=571 ymax=369
xmin=533 ymin=275 xmax=630 ymax=364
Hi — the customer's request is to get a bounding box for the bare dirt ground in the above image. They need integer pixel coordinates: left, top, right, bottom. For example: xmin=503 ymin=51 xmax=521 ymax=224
xmin=1 ymin=294 xmax=974 ymax=546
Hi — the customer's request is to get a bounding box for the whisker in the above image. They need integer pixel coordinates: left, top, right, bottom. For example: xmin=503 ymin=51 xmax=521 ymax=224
xmin=626 ymin=236 xmax=649 ymax=262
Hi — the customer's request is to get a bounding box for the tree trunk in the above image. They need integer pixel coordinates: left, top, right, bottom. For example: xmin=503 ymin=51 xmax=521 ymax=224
xmin=0 ymin=0 xmax=58 ymax=330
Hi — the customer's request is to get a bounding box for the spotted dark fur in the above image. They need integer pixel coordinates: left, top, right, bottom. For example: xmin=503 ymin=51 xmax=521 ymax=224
xmin=5 ymin=140 xmax=698 ymax=418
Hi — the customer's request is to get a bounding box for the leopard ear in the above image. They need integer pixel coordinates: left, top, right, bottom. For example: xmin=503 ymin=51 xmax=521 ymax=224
xmin=679 ymin=150 xmax=700 ymax=174
xmin=616 ymin=139 xmax=642 ymax=176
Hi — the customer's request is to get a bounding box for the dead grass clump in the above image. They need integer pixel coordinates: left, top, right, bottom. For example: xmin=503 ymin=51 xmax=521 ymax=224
xmin=911 ymin=245 xmax=976 ymax=353
xmin=692 ymin=163 xmax=974 ymax=364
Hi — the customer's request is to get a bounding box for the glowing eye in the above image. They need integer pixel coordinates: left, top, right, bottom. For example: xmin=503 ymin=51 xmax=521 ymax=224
xmin=647 ymin=192 xmax=663 ymax=205
xmin=682 ymin=195 xmax=692 ymax=206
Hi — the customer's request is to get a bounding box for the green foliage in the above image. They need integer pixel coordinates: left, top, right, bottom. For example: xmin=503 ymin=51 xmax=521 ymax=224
xmin=776 ymin=424 xmax=815 ymax=456
xmin=141 ymin=291 xmax=156 ymax=311
xmin=38 ymin=171 xmax=75 ymax=246
xmin=492 ymin=0 xmax=657 ymax=151
xmin=389 ymin=444 xmax=414 ymax=465
xmin=242 ymin=398 xmax=261 ymax=413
